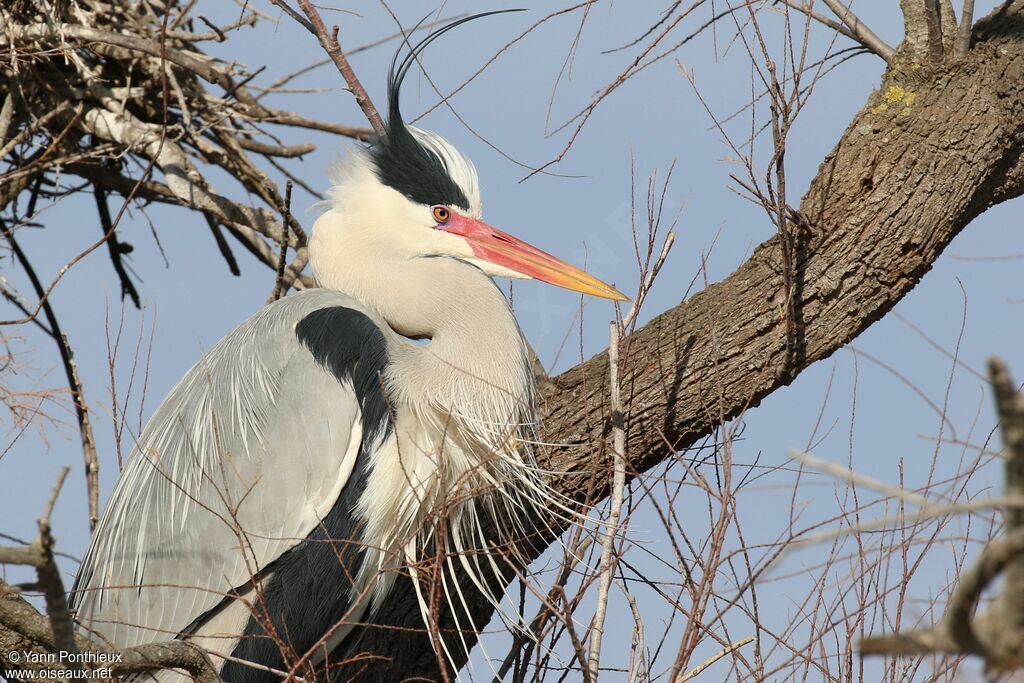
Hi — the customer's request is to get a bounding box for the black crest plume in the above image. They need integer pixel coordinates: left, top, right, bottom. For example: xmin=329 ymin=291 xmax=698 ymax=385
xmin=369 ymin=10 xmax=524 ymax=210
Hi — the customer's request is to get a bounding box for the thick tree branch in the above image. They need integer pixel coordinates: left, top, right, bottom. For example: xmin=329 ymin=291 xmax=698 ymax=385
xmin=337 ymin=6 xmax=1024 ymax=678
xmin=3 ymin=3 xmax=1024 ymax=680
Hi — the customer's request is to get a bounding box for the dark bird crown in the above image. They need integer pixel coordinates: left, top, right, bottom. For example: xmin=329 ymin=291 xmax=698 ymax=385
xmin=369 ymin=10 xmax=523 ymax=211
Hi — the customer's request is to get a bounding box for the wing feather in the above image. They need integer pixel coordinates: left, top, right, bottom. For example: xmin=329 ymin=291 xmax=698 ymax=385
xmin=72 ymin=289 xmax=377 ymax=649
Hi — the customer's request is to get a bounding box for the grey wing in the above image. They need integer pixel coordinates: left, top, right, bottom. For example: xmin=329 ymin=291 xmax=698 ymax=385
xmin=72 ymin=289 xmax=377 ymax=649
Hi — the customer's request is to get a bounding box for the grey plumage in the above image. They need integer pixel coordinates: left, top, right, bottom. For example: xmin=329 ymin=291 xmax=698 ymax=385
xmin=71 ymin=15 xmax=626 ymax=680
xmin=72 ymin=290 xmax=385 ymax=657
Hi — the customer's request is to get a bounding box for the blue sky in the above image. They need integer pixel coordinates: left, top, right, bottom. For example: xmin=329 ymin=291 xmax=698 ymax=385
xmin=2 ymin=1 xmax=1020 ymax=679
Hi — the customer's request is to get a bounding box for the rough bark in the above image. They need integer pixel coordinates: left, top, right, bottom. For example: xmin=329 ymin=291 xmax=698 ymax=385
xmin=339 ymin=3 xmax=1024 ymax=679
xmin=3 ymin=2 xmax=1024 ymax=681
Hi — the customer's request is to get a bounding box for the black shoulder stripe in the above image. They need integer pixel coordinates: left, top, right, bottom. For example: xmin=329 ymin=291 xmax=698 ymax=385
xmin=221 ymin=307 xmax=393 ymax=683
xmin=294 ymin=306 xmax=392 ymax=441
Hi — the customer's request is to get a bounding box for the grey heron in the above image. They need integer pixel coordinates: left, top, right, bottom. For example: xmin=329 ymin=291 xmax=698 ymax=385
xmin=70 ymin=13 xmax=625 ymax=682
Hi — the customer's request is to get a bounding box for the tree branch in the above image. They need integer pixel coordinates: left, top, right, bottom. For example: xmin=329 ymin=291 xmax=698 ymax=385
xmin=338 ymin=6 xmax=1024 ymax=677
xmin=268 ymin=0 xmax=387 ymax=135
xmin=816 ymin=0 xmax=896 ymax=62
xmin=900 ymin=0 xmax=947 ymax=62
xmin=956 ymin=0 xmax=977 ymax=56
xmin=1 ymin=223 xmax=101 ymax=531
xmin=0 ymin=467 xmax=217 ymax=681
xmin=861 ymin=357 xmax=1024 ymax=669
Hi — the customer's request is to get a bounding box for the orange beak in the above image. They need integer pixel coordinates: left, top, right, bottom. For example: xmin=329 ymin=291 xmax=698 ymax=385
xmin=442 ymin=214 xmax=629 ymax=302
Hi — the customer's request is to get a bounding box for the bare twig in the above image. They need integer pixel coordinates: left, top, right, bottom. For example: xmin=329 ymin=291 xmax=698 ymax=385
xmin=820 ymin=0 xmax=896 ymax=61
xmin=775 ymin=0 xmax=895 ymax=61
xmin=617 ymin=578 xmax=646 ymax=683
xmin=789 ymin=449 xmax=938 ymax=512
xmin=586 ymin=321 xmax=626 ymax=682
xmin=676 ymin=636 xmax=754 ymax=682
xmin=0 ymin=468 xmax=79 ymax=664
xmin=270 ymin=0 xmax=386 ymax=135
xmin=269 ymin=181 xmax=293 ymax=303
xmin=35 ymin=467 xmax=78 ymax=662
xmin=1 ymin=221 xmax=100 ymax=531
xmin=860 ymin=358 xmax=1024 ymax=670
xmin=955 ymin=0 xmax=976 ymax=57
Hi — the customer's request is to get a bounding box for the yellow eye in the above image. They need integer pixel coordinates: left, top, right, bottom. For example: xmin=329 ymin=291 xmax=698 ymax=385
xmin=432 ymin=205 xmax=450 ymax=224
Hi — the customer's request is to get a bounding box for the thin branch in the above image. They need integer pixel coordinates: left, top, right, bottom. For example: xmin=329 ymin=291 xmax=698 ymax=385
xmin=860 ymin=358 xmax=1024 ymax=669
xmin=586 ymin=321 xmax=626 ymax=682
xmin=676 ymin=636 xmax=754 ymax=682
xmin=35 ymin=467 xmax=78 ymax=661
xmin=3 ymin=23 xmax=236 ymax=89
xmin=93 ymin=187 xmax=141 ymax=309
xmin=820 ymin=0 xmax=897 ymax=61
xmin=1 ymin=220 xmax=100 ymax=531
xmin=269 ymin=0 xmax=386 ymax=135
xmin=955 ymin=0 xmax=976 ymax=57
xmin=775 ymin=0 xmax=895 ymax=61
xmin=269 ymin=181 xmax=293 ymax=303
xmin=205 ymin=215 xmax=241 ymax=276
xmin=114 ymin=642 xmax=219 ymax=683
xmin=772 ymin=1 xmax=861 ymax=44
xmin=234 ymin=138 xmax=314 ymax=158
xmin=0 ymin=468 xmax=80 ymax=664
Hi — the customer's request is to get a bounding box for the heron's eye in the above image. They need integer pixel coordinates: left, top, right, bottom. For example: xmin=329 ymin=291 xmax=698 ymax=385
xmin=432 ymin=205 xmax=450 ymax=224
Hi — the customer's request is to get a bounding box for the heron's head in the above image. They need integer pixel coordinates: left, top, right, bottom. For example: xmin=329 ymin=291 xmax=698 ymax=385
xmin=311 ymin=13 xmax=626 ymax=305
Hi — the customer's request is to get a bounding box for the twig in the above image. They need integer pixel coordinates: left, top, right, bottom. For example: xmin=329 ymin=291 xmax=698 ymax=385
xmin=1 ymin=220 xmax=100 ymax=531
xmin=271 ymin=0 xmax=386 ymax=135
xmin=955 ymin=0 xmax=976 ymax=57
xmin=494 ymin=535 xmax=594 ymax=682
xmin=774 ymin=0 xmax=895 ymax=61
xmin=819 ymin=0 xmax=896 ymax=61
xmin=860 ymin=357 xmax=1024 ymax=669
xmin=235 ymin=138 xmax=314 ymax=158
xmin=205 ymin=216 xmax=241 ymax=276
xmin=0 ymin=468 xmax=80 ymax=665
xmin=676 ymin=636 xmax=754 ymax=682
xmin=93 ymin=187 xmax=141 ymax=308
xmin=788 ymin=449 xmax=938 ymax=512
xmin=617 ymin=578 xmax=646 ymax=683
xmin=586 ymin=193 xmax=675 ymax=680
xmin=4 ymin=23 xmax=237 ymax=90
xmin=586 ymin=321 xmax=627 ymax=682
xmin=269 ymin=181 xmax=293 ymax=303
xmin=622 ymin=231 xmax=675 ymax=332
xmin=772 ymin=1 xmax=861 ymax=45
xmin=36 ymin=468 xmax=78 ymax=662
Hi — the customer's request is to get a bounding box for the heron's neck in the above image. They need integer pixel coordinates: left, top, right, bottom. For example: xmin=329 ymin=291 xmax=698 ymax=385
xmin=355 ymin=257 xmax=533 ymax=423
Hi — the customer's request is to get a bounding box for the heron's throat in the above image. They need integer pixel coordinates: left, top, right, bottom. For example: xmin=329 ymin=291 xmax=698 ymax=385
xmin=380 ymin=257 xmax=533 ymax=416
